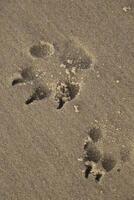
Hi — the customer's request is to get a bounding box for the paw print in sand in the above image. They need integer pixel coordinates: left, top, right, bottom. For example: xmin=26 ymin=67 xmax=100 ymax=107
xmin=79 ymin=127 xmax=117 ymax=183
xmin=12 ymin=39 xmax=94 ymax=108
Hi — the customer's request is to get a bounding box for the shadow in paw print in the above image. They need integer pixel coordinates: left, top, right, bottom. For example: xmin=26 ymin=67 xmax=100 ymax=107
xmin=25 ymin=86 xmax=50 ymax=105
xmin=12 ymin=67 xmax=35 ymax=86
xmin=12 ymin=78 xmax=24 ymax=86
xmin=55 ymin=81 xmax=80 ymax=109
xmin=30 ymin=41 xmax=55 ymax=58
xmin=82 ymin=134 xmax=104 ymax=182
xmin=102 ymin=153 xmax=116 ymax=172
xmin=84 ymin=163 xmax=103 ymax=182
xmin=88 ymin=128 xmax=102 ymax=143
xmin=95 ymin=172 xmax=103 ymax=182
xmin=85 ymin=165 xmax=92 ymax=179
xmin=84 ymin=142 xmax=101 ymax=163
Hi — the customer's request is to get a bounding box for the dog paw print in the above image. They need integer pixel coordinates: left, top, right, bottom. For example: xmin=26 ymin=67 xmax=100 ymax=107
xmin=79 ymin=127 xmax=117 ymax=183
xmin=12 ymin=39 xmax=94 ymax=108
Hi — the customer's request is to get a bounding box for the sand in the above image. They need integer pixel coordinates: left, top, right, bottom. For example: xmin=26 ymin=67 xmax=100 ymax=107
xmin=0 ymin=0 xmax=134 ymax=199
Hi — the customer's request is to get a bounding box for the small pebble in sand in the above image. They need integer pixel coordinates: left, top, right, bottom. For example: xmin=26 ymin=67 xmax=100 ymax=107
xmin=84 ymin=136 xmax=92 ymax=145
xmin=35 ymin=74 xmax=39 ymax=78
xmin=94 ymin=119 xmax=98 ymax=123
xmin=117 ymin=110 xmax=121 ymax=114
xmin=78 ymin=158 xmax=83 ymax=162
xmin=123 ymin=6 xmax=131 ymax=12
xmin=116 ymin=127 xmax=121 ymax=131
xmin=71 ymin=67 xmax=76 ymax=74
xmin=81 ymin=77 xmax=84 ymax=80
xmin=65 ymin=69 xmax=70 ymax=74
xmin=116 ymin=80 xmax=120 ymax=84
xmin=84 ymin=160 xmax=91 ymax=166
xmin=60 ymin=63 xmax=66 ymax=68
xmin=67 ymin=59 xmax=73 ymax=64
xmin=96 ymin=71 xmax=100 ymax=78
xmin=38 ymin=71 xmax=46 ymax=79
xmin=74 ymin=105 xmax=79 ymax=113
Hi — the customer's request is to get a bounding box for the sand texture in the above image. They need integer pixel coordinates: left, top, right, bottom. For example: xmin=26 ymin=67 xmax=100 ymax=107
xmin=0 ymin=0 xmax=134 ymax=199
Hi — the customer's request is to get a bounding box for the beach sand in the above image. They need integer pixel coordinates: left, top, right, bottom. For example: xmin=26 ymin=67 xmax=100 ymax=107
xmin=0 ymin=0 xmax=134 ymax=199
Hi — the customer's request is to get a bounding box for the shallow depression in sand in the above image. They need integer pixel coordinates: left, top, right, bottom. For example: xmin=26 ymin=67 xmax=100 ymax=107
xmin=84 ymin=142 xmax=101 ymax=163
xmin=88 ymin=128 xmax=102 ymax=143
xmin=55 ymin=81 xmax=80 ymax=109
xmin=30 ymin=42 xmax=55 ymax=58
xmin=25 ymin=85 xmax=51 ymax=105
xmin=101 ymin=153 xmax=116 ymax=172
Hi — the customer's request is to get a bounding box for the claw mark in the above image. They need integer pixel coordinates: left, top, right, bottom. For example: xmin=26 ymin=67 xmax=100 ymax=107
xmin=12 ymin=67 xmax=35 ymax=86
xmin=55 ymin=81 xmax=80 ymax=109
xmin=85 ymin=165 xmax=92 ymax=179
xmin=57 ymin=98 xmax=65 ymax=109
xmin=25 ymin=86 xmax=50 ymax=105
xmin=95 ymin=172 xmax=103 ymax=182
xmin=12 ymin=78 xmax=24 ymax=86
